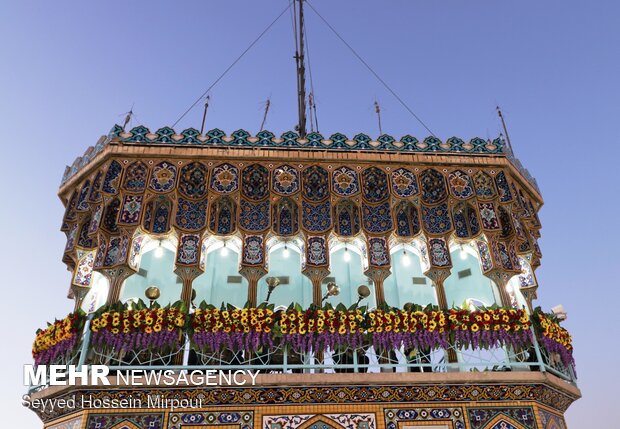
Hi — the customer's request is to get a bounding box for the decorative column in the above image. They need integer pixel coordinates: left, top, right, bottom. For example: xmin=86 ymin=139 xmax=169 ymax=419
xmin=364 ymin=236 xmax=392 ymax=306
xmin=174 ymin=233 xmax=204 ymax=306
xmin=301 ymin=235 xmax=331 ymax=305
xmin=478 ymin=235 xmax=521 ymax=307
xmin=239 ymin=234 xmax=268 ymax=306
xmin=422 ymin=236 xmax=456 ymax=364
xmin=93 ymin=232 xmax=136 ymax=304
xmin=423 ymin=236 xmax=453 ymax=310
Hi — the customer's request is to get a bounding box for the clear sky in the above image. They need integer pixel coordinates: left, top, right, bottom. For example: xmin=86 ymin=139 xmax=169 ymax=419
xmin=1 ymin=1 xmax=617 ymax=427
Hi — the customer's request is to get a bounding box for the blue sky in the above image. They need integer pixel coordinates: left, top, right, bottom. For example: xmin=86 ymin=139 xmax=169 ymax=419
xmin=1 ymin=1 xmax=618 ymax=427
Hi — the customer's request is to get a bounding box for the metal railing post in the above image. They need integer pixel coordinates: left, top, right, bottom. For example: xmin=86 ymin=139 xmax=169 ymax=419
xmin=529 ymin=325 xmax=546 ymax=373
xmin=77 ymin=314 xmax=94 ymax=370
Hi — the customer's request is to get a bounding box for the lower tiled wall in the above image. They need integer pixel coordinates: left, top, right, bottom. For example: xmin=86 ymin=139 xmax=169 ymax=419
xmin=44 ymin=402 xmax=568 ymax=429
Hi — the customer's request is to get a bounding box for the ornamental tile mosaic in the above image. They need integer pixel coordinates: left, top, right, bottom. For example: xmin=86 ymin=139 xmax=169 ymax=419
xmin=428 ymin=237 xmax=451 ymax=267
xmin=147 ymin=198 xmax=172 ymax=234
xmin=76 ymin=180 xmax=91 ymax=211
xmin=539 ymin=410 xmax=566 ymax=429
xmin=101 ymin=198 xmax=121 ymax=233
xmin=477 ymin=240 xmax=493 ymax=272
xmin=495 ymin=171 xmax=513 ymax=202
xmin=101 ymin=160 xmax=122 ymax=194
xmin=478 ymin=202 xmax=500 ymax=230
xmin=122 ymin=161 xmax=148 ymax=192
xmin=118 ymin=195 xmax=143 ymax=225
xmin=274 ymin=198 xmax=299 ymax=236
xmin=368 ymin=237 xmax=390 ymax=267
xmin=391 ymin=167 xmax=418 ymax=197
xmin=175 ymin=197 xmax=208 ymax=231
xmin=211 ymin=163 xmax=239 ymax=194
xmin=177 ymin=234 xmax=201 ymax=265
xmin=518 ymin=257 xmax=536 ymax=287
xmin=89 ymin=204 xmax=103 ymax=235
xmin=335 ymin=201 xmax=361 ymax=237
xmin=149 ymin=161 xmax=177 ymax=193
xmin=499 ymin=206 xmax=514 ymax=238
xmin=86 ymin=413 xmax=164 ymax=429
xmin=242 ymin=164 xmax=270 ymax=201
xmin=362 ymin=167 xmax=389 ymax=203
xmin=467 ymin=406 xmax=537 ymax=429
xmin=332 ymin=166 xmax=360 ymax=197
xmin=73 ymin=251 xmax=94 ymax=286
xmin=302 ymin=200 xmax=332 ymax=233
xmin=395 ymin=202 xmax=421 ymax=237
xmin=88 ymin=170 xmax=103 ymax=202
xmin=63 ymin=191 xmax=78 ymax=223
xmin=77 ymin=218 xmax=94 ymax=248
xmin=302 ymin=165 xmax=330 ymax=202
xmin=497 ymin=242 xmax=514 ymax=270
xmin=306 ymin=236 xmax=328 ymax=266
xmin=179 ymin=162 xmax=208 ymax=199
xmin=170 ymin=411 xmax=253 ymax=429
xmin=240 ymin=199 xmax=270 ymax=232
xmin=449 ymin=170 xmax=475 ymax=199
xmin=420 ymin=169 xmax=448 ymax=204
xmin=209 ymin=197 xmax=237 ymax=235
xmin=422 ymin=202 xmax=452 ymax=234
xmin=242 ymin=235 xmax=265 ymax=265
xmin=385 ymin=407 xmax=465 ymax=429
xmin=47 ymin=415 xmax=82 ymax=429
xmin=362 ymin=202 xmax=393 ymax=233
xmin=273 ymin=165 xmax=300 ymax=195
xmin=474 ymin=171 xmax=497 ymax=200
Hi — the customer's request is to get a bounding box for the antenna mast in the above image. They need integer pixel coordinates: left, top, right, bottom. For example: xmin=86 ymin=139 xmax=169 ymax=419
xmin=294 ymin=0 xmax=307 ymax=137
xmin=496 ymin=106 xmax=514 ymax=155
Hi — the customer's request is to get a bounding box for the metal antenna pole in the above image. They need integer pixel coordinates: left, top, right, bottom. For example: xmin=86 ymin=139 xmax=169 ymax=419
xmin=259 ymin=98 xmax=271 ymax=132
xmin=496 ymin=105 xmax=514 ymax=155
xmin=294 ymin=0 xmax=307 ymax=137
xmin=122 ymin=105 xmax=134 ymax=131
xmin=374 ymin=99 xmax=383 ymax=136
xmin=308 ymin=93 xmax=315 ymax=133
xmin=200 ymin=95 xmax=211 ymax=134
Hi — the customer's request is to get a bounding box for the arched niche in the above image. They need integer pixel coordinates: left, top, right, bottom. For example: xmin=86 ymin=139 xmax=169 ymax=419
xmin=257 ymin=241 xmax=312 ymax=307
xmin=506 ymin=256 xmax=535 ymax=311
xmin=383 ymin=243 xmax=437 ymax=308
xmin=443 ymin=242 xmax=501 ymax=308
xmin=119 ymin=238 xmax=181 ymax=306
xmin=327 ymin=241 xmax=376 ymax=308
xmin=193 ymin=238 xmax=247 ymax=308
xmin=80 ymin=272 xmax=109 ymax=313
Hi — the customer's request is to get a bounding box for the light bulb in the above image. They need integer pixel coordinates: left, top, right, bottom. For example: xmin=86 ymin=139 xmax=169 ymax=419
xmin=402 ymin=250 xmax=411 ymax=266
xmin=220 ymin=243 xmax=229 ymax=257
xmin=459 ymin=246 xmax=467 ymax=260
xmin=154 ymin=243 xmax=164 ymax=258
xmin=343 ymin=247 xmax=351 ymax=262
xmin=283 ymin=245 xmax=290 ymax=258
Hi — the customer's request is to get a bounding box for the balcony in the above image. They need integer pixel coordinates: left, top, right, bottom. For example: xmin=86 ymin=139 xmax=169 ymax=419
xmin=30 ymin=303 xmax=575 ymax=393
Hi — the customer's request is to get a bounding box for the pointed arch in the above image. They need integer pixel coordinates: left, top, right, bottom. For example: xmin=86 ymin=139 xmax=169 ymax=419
xmin=272 ymin=197 xmax=299 ymax=236
xmin=473 ymin=170 xmax=497 ymax=199
xmin=334 ymin=199 xmax=361 ymax=237
xmin=101 ymin=197 xmax=121 ymax=233
xmin=77 ymin=215 xmax=95 ymax=248
xmin=394 ymin=200 xmax=421 ymax=237
xmin=143 ymin=196 xmax=173 ymax=234
xmin=209 ymin=196 xmax=237 ymax=235
xmin=498 ymin=205 xmax=514 ymax=239
xmin=453 ymin=202 xmax=481 ymax=238
xmin=122 ymin=160 xmax=148 ymax=193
